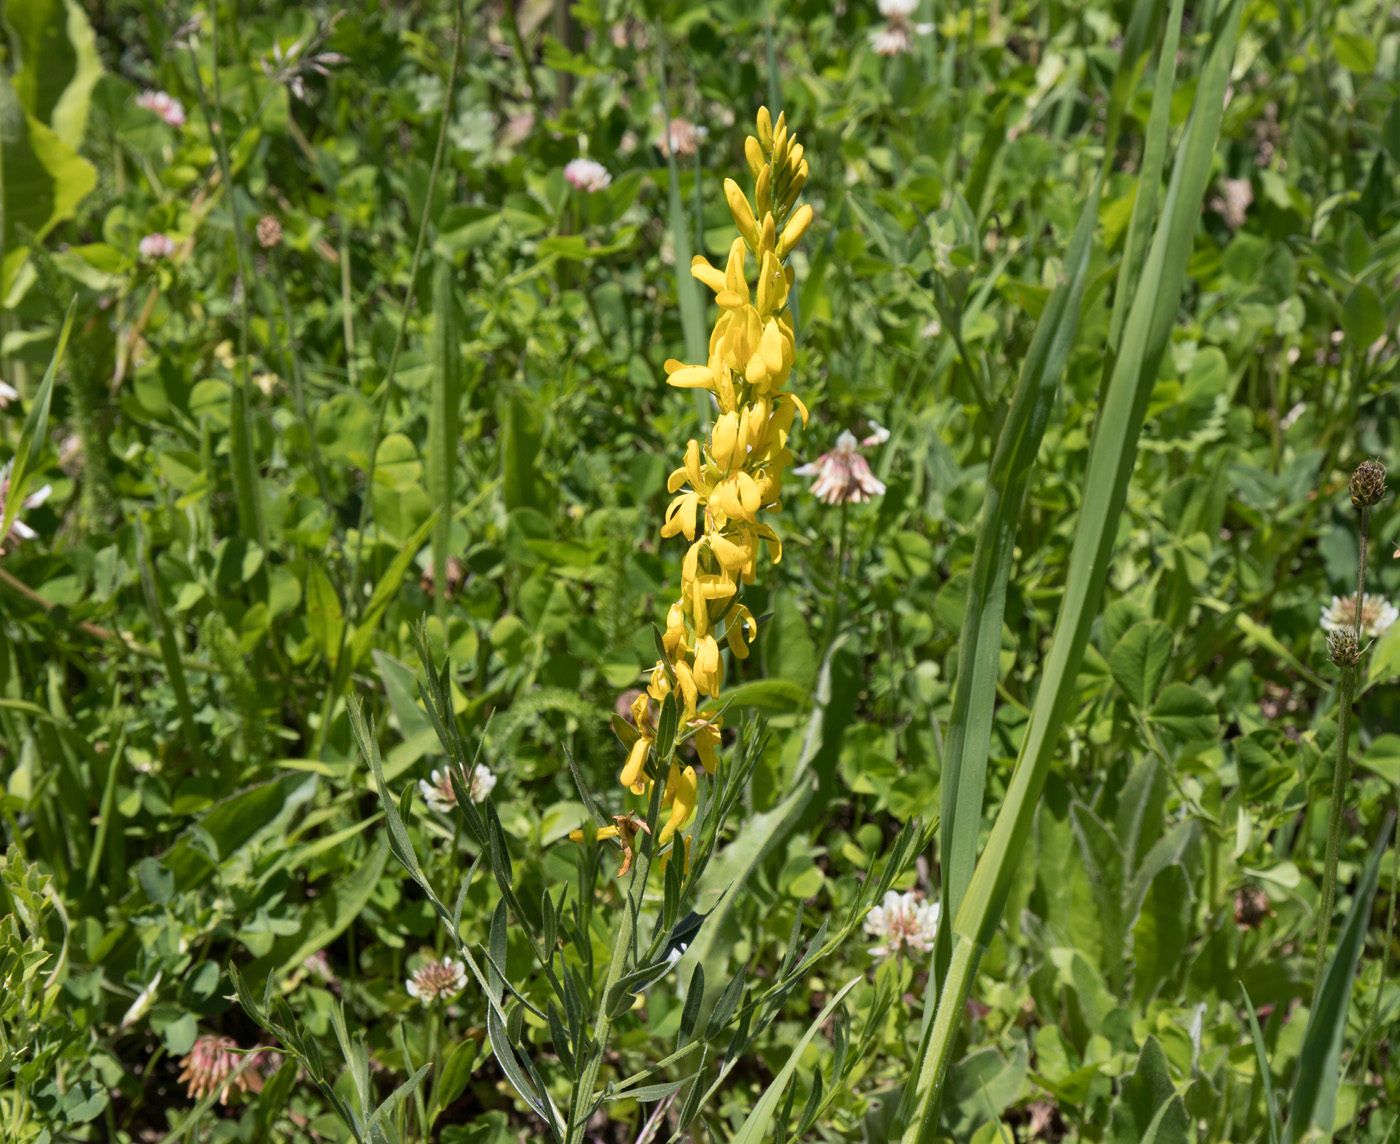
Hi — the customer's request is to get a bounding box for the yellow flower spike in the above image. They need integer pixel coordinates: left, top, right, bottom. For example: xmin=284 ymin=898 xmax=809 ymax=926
xmin=724 ymin=179 xmax=760 ymax=248
xmin=623 ymin=110 xmax=808 ymax=797
xmin=777 ymin=204 xmax=813 ymax=258
xmin=568 ymin=824 xmax=622 ymax=844
xmin=658 ymin=764 xmax=698 ymax=846
xmin=745 ymin=134 xmax=765 ymax=178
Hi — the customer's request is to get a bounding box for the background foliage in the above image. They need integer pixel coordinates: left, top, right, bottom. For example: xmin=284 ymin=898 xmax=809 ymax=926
xmin=1 ymin=0 xmax=1399 ymax=1141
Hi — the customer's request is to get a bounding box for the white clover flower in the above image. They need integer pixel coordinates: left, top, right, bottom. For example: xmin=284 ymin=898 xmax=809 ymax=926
xmin=793 ymin=422 xmax=889 ymax=505
xmin=139 ymin=233 xmax=177 ymax=259
xmin=870 ymin=0 xmax=932 ymax=55
xmin=863 ymin=890 xmax=939 ymax=960
xmin=0 ymin=379 xmax=18 ymax=409
xmin=1320 ymin=593 xmax=1398 ymax=640
xmin=418 ymin=764 xmax=496 ymax=814
xmin=564 ymin=158 xmax=612 ymax=193
xmin=878 ymin=0 xmax=920 ymax=16
xmin=406 ymin=956 xmax=467 ymax=1003
xmin=135 ymin=90 xmax=187 ymax=128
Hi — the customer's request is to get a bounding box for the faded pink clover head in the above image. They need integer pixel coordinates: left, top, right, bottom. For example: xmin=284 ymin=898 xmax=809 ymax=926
xmin=406 ymin=955 xmax=467 ymax=1003
xmin=135 ymin=90 xmax=187 ymax=128
xmin=863 ymin=890 xmax=939 ymax=960
xmin=793 ymin=421 xmax=889 ymax=505
xmin=177 ymin=1035 xmax=275 ymax=1105
xmin=1319 ymin=592 xmax=1397 ymax=640
xmin=418 ymin=764 xmax=496 ymax=814
xmin=564 ymin=158 xmax=612 ymax=194
xmin=139 ymin=233 xmax=177 ymax=260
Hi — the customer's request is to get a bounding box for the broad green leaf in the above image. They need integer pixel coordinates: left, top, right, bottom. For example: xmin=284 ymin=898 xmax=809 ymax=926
xmin=9 ymin=0 xmax=103 ymax=147
xmin=1282 ymin=819 xmax=1392 ymax=1144
xmin=1107 ymin=1037 xmax=1184 ymax=1144
xmin=0 ymin=76 xmax=97 ymax=297
xmin=1340 ymin=283 xmax=1384 ymax=350
xmin=1110 ymin=621 xmax=1173 ymax=708
xmin=1131 ymin=864 xmax=1190 ymax=1006
xmin=1148 ymin=683 xmax=1218 ymax=741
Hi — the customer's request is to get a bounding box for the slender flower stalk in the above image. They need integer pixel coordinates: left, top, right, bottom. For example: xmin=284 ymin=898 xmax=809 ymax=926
xmin=1314 ymin=460 xmax=1386 ymax=997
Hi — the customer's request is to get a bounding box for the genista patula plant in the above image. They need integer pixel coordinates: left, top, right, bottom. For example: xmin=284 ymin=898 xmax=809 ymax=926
xmin=230 ymin=109 xmax=929 ymax=1144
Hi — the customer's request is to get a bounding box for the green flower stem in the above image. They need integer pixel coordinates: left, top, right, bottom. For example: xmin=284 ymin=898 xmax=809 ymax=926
xmin=1313 ymin=664 xmax=1355 ymax=999
xmin=1352 ymin=504 xmax=1370 ymax=640
xmin=823 ymin=500 xmax=850 ymax=654
xmin=569 ymin=840 xmax=654 ymax=1144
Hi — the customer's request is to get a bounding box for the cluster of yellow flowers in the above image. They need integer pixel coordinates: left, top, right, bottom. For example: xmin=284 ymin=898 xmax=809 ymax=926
xmin=611 ymin=108 xmax=813 ymax=864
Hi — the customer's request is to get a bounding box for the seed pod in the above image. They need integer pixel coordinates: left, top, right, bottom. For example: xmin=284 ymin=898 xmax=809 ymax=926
xmin=1327 ymin=626 xmax=1361 ymax=668
xmin=1349 ymin=459 xmax=1387 ymax=508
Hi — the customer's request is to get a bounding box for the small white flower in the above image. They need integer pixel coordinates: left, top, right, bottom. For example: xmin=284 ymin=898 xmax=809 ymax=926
xmin=793 ymin=428 xmax=888 ymax=506
xmin=406 ymin=956 xmax=467 ymax=1003
xmin=135 ymin=90 xmax=187 ymax=128
xmin=418 ymin=764 xmax=496 ymax=814
xmin=564 ymin=158 xmax=612 ymax=194
xmin=877 ymin=0 xmax=920 ymax=16
xmin=863 ymin=890 xmax=939 ymax=960
xmin=1320 ymin=593 xmax=1398 ymax=640
xmin=139 ymin=233 xmax=177 ymax=259
xmin=0 ymin=380 xmax=17 ymax=409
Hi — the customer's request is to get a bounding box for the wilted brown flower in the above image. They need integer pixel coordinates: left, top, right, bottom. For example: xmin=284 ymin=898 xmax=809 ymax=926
xmin=1234 ymin=885 xmax=1272 ymax=930
xmin=177 ymin=1035 xmax=274 ymax=1104
xmin=256 ymin=216 xmax=283 ymax=249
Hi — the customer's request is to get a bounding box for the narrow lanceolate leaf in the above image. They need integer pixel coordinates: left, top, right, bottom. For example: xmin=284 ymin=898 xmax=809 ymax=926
xmin=228 ymin=373 xmax=266 ymax=549
xmin=1281 ymin=816 xmax=1393 ymax=1144
xmin=727 ymin=976 xmax=861 ymax=1144
xmin=2 ymin=296 xmax=75 ymax=545
xmin=135 ymin=520 xmax=205 ymax=769
xmin=899 ymin=6 xmax=1241 ymax=1141
xmin=428 ymin=257 xmax=460 ymax=625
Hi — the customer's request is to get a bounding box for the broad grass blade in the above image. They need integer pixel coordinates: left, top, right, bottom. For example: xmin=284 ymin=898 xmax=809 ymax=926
xmin=1282 ymin=815 xmax=1393 ymax=1144
xmin=898 ymin=5 xmax=1241 ymax=1140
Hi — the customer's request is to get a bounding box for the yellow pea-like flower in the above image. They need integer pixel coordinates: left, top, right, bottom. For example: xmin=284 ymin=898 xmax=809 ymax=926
xmin=613 ymin=107 xmax=813 ymax=818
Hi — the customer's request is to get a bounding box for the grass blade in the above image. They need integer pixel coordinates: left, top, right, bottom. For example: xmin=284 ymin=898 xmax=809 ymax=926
xmin=135 ymin=518 xmax=206 ymax=772
xmin=897 ymin=5 xmax=1241 ymax=1140
xmin=1282 ymin=815 xmax=1394 ymax=1144
xmin=727 ymin=975 xmax=860 ymax=1144
xmin=2 ymin=297 xmax=75 ymax=545
xmin=1241 ymin=983 xmax=1281 ymax=1144
xmin=429 ymin=256 xmax=460 ymax=625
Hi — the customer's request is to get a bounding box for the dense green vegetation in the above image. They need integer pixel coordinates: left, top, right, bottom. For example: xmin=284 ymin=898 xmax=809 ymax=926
xmin=2 ymin=0 xmax=1399 ymax=1141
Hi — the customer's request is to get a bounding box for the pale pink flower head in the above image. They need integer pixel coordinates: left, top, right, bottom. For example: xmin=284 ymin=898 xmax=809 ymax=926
xmin=177 ymin=1035 xmax=275 ymax=1105
xmin=793 ymin=421 xmax=889 ymax=505
xmin=870 ymin=0 xmax=932 ymax=55
xmin=863 ymin=890 xmax=939 ymax=960
xmin=564 ymin=158 xmax=612 ymax=194
xmin=406 ymin=955 xmax=467 ymax=1003
xmin=1319 ymin=592 xmax=1398 ymax=640
xmin=135 ymin=90 xmax=187 ymax=128
xmin=139 ymin=233 xmax=177 ymax=260
xmin=0 ymin=459 xmax=52 ymax=547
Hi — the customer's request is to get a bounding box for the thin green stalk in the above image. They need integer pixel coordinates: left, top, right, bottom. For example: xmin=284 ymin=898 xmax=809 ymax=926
xmin=429 ymin=258 xmax=461 ymax=627
xmin=270 ymin=248 xmax=336 ymax=519
xmin=186 ymin=9 xmax=265 ymax=549
xmin=823 ymin=502 xmax=850 ymax=655
xmin=340 ymin=220 xmax=358 ymax=388
xmin=136 ymin=519 xmax=206 ymax=772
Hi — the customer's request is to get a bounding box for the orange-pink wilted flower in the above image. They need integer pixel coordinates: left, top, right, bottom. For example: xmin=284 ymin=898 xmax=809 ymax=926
xmin=793 ymin=421 xmax=889 ymax=505
xmin=177 ymin=1035 xmax=276 ymax=1104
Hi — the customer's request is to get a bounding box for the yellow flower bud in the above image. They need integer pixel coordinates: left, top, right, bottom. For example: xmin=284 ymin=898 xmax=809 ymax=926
xmin=756 ymin=164 xmax=772 ymax=217
xmin=724 ymin=179 xmax=759 ymax=247
xmin=745 ymin=135 xmax=765 ymax=178
xmin=756 ymin=106 xmax=774 ymax=149
xmin=778 ymin=204 xmax=813 ymax=258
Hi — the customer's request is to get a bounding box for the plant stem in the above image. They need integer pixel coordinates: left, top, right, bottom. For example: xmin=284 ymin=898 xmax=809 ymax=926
xmin=1313 ymin=664 xmax=1355 ymax=999
xmin=1352 ymin=504 xmax=1370 ymax=641
xmin=823 ymin=501 xmax=850 ymax=655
